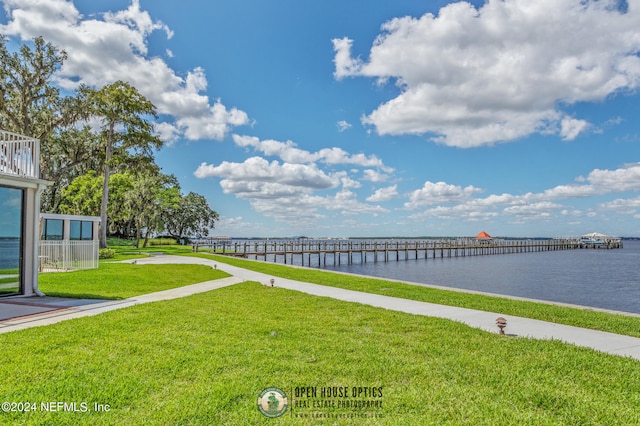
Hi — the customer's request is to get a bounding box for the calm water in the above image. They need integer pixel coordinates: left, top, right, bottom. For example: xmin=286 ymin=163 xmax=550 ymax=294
xmin=320 ymin=240 xmax=640 ymax=314
xmin=0 ymin=239 xmax=20 ymax=269
xmin=238 ymin=239 xmax=640 ymax=314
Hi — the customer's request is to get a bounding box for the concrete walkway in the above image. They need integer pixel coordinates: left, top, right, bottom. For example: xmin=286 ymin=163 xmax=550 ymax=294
xmin=0 ymin=275 xmax=242 ymax=334
xmin=2 ymin=254 xmax=640 ymax=362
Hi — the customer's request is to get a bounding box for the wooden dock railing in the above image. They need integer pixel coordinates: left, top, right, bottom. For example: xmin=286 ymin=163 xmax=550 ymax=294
xmin=202 ymin=238 xmax=623 ymax=267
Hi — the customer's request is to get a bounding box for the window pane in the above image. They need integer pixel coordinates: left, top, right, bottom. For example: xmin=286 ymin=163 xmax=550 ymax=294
xmin=81 ymin=221 xmax=93 ymax=240
xmin=45 ymin=219 xmax=63 ymax=241
xmin=70 ymin=220 xmax=81 ymax=240
xmin=0 ymin=186 xmax=23 ymax=296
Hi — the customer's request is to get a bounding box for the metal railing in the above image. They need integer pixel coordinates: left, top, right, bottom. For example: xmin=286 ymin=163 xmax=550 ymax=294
xmin=0 ymin=130 xmax=40 ymax=179
xmin=39 ymin=240 xmax=99 ymax=271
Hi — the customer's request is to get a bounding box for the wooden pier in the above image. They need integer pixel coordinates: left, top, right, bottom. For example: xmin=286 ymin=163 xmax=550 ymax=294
xmin=203 ymin=238 xmax=623 ymax=267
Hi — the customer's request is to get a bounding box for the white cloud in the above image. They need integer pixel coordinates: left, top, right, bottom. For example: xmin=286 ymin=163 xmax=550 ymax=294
xmin=337 ymin=120 xmax=352 ymax=132
xmin=332 ymin=37 xmax=363 ymax=79
xmin=600 ymin=196 xmax=640 ymax=215
xmin=405 ymin=181 xmax=483 ymax=209
xmin=333 ymin=0 xmax=640 ymax=147
xmin=367 ymin=185 xmax=399 ymax=202
xmin=194 ymin=154 xmax=389 ymax=223
xmin=232 ymin=134 xmax=392 ymax=170
xmin=503 ymin=202 xmax=564 ymax=218
xmin=196 ymin=155 xmax=640 ymax=230
xmin=585 ymin=163 xmax=640 ymax=192
xmin=153 ymin=121 xmax=181 ymax=145
xmin=325 ymin=189 xmax=389 ymax=216
xmin=362 ymin=169 xmax=390 ymax=182
xmin=194 ymin=157 xmax=338 ymax=192
xmin=561 ymin=209 xmax=583 ymax=217
xmin=177 ymin=99 xmax=249 ymax=141
xmin=340 ymin=175 xmax=362 ymax=189
xmin=539 ymin=162 xmax=640 ymax=199
xmin=560 ymin=117 xmax=590 ymax=140
xmin=0 ymin=0 xmax=249 ymax=142
xmin=244 ymin=190 xmax=388 ymax=225
xmin=408 ymin=204 xmax=499 ymax=222
xmin=404 ymin=163 xmax=640 ymax=225
xmin=211 ymin=216 xmax=269 ymax=236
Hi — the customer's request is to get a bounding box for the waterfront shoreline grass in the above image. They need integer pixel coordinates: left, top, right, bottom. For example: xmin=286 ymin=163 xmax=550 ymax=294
xmin=35 ymin=244 xmax=640 ymax=338
xmin=1 ymin=281 xmax=639 ymax=424
xmin=196 ymin=252 xmax=640 ymax=338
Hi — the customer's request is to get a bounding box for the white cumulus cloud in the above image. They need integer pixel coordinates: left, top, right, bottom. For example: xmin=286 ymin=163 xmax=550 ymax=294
xmin=404 ymin=162 xmax=640 ymax=225
xmin=0 ymin=0 xmax=249 ymax=142
xmin=333 ymin=0 xmax=640 ymax=147
xmin=232 ymin=134 xmax=392 ymax=170
xmin=367 ymin=185 xmax=399 ymax=202
xmin=405 ymin=181 xmax=483 ymax=209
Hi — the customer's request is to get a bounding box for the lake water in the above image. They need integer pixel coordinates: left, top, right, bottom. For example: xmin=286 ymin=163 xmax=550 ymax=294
xmin=238 ymin=239 xmax=640 ymax=314
xmin=316 ymin=240 xmax=640 ymax=314
xmin=0 ymin=239 xmax=20 ymax=270
xmin=4 ymin=237 xmax=638 ymax=313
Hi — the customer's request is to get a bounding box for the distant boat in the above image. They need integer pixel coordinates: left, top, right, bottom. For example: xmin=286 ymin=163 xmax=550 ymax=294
xmin=580 ymin=232 xmax=612 ymax=245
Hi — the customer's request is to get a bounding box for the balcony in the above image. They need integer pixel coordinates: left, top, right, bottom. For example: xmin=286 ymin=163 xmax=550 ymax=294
xmin=0 ymin=130 xmax=40 ymax=180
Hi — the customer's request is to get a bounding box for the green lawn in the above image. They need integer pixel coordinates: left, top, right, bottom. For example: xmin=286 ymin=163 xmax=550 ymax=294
xmin=57 ymin=245 xmax=640 ymax=339
xmin=0 ymin=268 xmax=20 ymax=295
xmin=198 ymin=253 xmax=640 ymax=338
xmin=1 ymin=282 xmax=638 ymax=425
xmin=38 ymin=261 xmax=230 ymax=299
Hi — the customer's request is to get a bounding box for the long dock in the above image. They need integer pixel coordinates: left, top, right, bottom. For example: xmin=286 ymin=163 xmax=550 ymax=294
xmin=202 ymin=238 xmax=623 ymax=267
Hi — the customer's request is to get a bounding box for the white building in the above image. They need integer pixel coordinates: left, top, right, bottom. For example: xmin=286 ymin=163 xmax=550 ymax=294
xmin=39 ymin=213 xmax=101 ymax=271
xmin=0 ymin=130 xmax=50 ymax=297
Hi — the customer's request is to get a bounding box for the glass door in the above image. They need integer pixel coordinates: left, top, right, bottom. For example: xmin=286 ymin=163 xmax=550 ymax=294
xmin=0 ymin=186 xmax=23 ymax=296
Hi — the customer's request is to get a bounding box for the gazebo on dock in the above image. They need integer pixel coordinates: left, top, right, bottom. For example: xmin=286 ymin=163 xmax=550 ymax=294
xmin=474 ymin=231 xmax=493 ymax=241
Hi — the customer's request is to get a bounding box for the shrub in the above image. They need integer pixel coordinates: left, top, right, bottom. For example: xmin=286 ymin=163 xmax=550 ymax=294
xmin=99 ymin=248 xmax=115 ymax=259
xmin=147 ymin=238 xmax=177 ymax=246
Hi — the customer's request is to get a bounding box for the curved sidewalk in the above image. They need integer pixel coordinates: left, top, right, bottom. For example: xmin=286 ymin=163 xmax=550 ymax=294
xmin=3 ymin=254 xmax=640 ymax=362
xmin=0 ymin=275 xmax=242 ymax=334
xmin=129 ymin=255 xmax=640 ymax=361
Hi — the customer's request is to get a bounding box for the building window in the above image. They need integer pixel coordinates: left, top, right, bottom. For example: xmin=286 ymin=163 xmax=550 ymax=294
xmin=81 ymin=221 xmax=93 ymax=240
xmin=0 ymin=185 xmax=23 ymax=296
xmin=70 ymin=220 xmax=93 ymax=241
xmin=42 ymin=219 xmax=63 ymax=241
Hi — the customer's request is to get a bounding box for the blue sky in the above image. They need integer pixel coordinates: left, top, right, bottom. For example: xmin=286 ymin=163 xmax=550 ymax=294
xmin=1 ymin=0 xmax=640 ymax=238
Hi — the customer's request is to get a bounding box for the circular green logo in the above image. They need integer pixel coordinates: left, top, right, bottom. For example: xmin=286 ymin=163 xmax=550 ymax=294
xmin=257 ymin=387 xmax=288 ymax=418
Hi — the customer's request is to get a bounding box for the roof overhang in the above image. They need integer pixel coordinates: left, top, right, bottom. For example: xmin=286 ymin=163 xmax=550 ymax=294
xmin=0 ymin=173 xmax=51 ymax=190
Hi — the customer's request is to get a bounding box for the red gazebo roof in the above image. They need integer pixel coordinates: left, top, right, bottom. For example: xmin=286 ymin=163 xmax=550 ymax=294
xmin=475 ymin=231 xmax=492 ymax=240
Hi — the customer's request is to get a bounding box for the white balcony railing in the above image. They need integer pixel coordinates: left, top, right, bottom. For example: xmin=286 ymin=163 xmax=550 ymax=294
xmin=0 ymin=130 xmax=40 ymax=179
xmin=39 ymin=240 xmax=99 ymax=272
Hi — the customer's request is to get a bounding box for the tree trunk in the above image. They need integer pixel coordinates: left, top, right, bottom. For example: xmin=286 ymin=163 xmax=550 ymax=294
xmin=143 ymin=230 xmax=150 ymax=248
xmin=135 ymin=221 xmax=142 ymax=249
xmin=99 ymin=122 xmax=114 ymax=249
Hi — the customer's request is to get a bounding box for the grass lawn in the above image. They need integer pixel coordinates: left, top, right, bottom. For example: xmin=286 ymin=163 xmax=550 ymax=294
xmin=38 ymin=261 xmax=230 ymax=299
xmin=195 ymin=253 xmax=640 ymax=338
xmin=1 ymin=282 xmax=639 ymax=425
